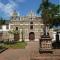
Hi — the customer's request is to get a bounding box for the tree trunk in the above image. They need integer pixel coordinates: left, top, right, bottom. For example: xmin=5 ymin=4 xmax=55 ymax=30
xmin=43 ymin=25 xmax=49 ymax=35
xmin=21 ymin=29 xmax=24 ymax=42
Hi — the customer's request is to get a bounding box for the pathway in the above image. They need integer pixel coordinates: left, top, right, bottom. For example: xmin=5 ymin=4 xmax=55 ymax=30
xmin=0 ymin=41 xmax=39 ymax=60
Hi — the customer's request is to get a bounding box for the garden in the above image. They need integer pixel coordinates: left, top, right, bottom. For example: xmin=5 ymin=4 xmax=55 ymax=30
xmin=0 ymin=40 xmax=27 ymax=53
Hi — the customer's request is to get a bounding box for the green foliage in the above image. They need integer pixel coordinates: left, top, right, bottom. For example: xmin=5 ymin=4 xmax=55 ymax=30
xmin=37 ymin=0 xmax=60 ymax=27
xmin=3 ymin=41 xmax=27 ymax=49
xmin=0 ymin=18 xmax=6 ymax=25
xmin=8 ymin=30 xmax=20 ymax=34
xmin=22 ymin=40 xmax=25 ymax=42
xmin=37 ymin=0 xmax=60 ymax=35
xmin=21 ymin=29 xmax=25 ymax=42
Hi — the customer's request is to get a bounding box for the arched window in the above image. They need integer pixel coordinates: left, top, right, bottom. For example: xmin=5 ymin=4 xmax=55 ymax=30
xmin=30 ymin=21 xmax=33 ymax=29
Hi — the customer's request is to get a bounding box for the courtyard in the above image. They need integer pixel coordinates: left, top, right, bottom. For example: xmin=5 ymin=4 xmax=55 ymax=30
xmin=0 ymin=41 xmax=60 ymax=60
xmin=0 ymin=0 xmax=60 ymax=60
xmin=0 ymin=41 xmax=39 ymax=60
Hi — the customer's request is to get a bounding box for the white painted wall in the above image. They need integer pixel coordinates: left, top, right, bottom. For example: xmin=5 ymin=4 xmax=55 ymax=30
xmin=52 ymin=32 xmax=60 ymax=41
xmin=52 ymin=32 xmax=56 ymax=42
xmin=2 ymin=25 xmax=6 ymax=31
xmin=0 ymin=25 xmax=10 ymax=32
xmin=59 ymin=34 xmax=60 ymax=40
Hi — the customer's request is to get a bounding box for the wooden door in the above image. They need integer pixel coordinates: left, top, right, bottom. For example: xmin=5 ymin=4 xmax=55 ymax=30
xmin=29 ymin=32 xmax=35 ymax=40
xmin=14 ymin=34 xmax=20 ymax=41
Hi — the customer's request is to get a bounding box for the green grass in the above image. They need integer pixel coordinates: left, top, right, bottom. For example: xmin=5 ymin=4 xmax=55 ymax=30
xmin=3 ymin=42 xmax=27 ymax=49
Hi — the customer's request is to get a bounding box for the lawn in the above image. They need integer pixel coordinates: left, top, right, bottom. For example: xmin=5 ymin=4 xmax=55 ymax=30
xmin=3 ymin=42 xmax=27 ymax=49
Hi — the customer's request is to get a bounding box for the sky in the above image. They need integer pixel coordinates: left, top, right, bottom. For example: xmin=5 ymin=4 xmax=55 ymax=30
xmin=0 ymin=0 xmax=59 ymax=19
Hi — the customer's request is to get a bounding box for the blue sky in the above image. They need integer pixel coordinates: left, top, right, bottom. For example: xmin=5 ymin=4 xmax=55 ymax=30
xmin=0 ymin=0 xmax=59 ymax=19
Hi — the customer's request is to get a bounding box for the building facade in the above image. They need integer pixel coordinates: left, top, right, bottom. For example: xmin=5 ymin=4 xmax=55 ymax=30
xmin=0 ymin=10 xmax=55 ymax=41
xmin=9 ymin=10 xmax=44 ymax=41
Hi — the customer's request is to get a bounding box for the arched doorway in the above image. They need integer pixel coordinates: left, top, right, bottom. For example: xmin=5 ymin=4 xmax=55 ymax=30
xmin=29 ymin=32 xmax=35 ymax=40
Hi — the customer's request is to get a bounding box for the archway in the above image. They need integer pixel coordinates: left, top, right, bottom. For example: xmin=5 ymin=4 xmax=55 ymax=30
xmin=29 ymin=32 xmax=35 ymax=40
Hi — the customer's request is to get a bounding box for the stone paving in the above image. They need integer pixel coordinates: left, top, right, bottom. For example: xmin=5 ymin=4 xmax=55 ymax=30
xmin=0 ymin=41 xmax=39 ymax=60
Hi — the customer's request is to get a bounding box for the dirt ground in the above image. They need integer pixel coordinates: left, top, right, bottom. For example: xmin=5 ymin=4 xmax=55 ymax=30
xmin=0 ymin=41 xmax=60 ymax=60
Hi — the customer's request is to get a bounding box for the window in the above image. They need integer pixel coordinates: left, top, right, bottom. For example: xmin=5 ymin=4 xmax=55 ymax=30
xmin=30 ymin=21 xmax=33 ymax=24
xmin=30 ymin=21 xmax=33 ymax=29
xmin=30 ymin=25 xmax=33 ymax=29
xmin=16 ymin=27 xmax=18 ymax=30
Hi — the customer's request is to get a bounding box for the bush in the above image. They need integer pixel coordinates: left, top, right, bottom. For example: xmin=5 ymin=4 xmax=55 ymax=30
xmin=22 ymin=40 xmax=25 ymax=42
xmin=4 ymin=40 xmax=16 ymax=44
xmin=3 ymin=41 xmax=27 ymax=49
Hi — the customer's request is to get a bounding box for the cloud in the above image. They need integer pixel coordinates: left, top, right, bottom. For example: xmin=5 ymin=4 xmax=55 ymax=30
xmin=0 ymin=1 xmax=16 ymax=17
xmin=8 ymin=0 xmax=26 ymax=4
xmin=0 ymin=0 xmax=26 ymax=18
xmin=5 ymin=3 xmax=16 ymax=16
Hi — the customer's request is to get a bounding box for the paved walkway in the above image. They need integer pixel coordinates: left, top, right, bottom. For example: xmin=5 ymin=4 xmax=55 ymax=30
xmin=0 ymin=41 xmax=39 ymax=60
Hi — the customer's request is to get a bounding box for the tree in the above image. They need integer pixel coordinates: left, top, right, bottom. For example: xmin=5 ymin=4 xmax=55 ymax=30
xmin=21 ymin=28 xmax=24 ymax=42
xmin=49 ymin=5 xmax=60 ymax=27
xmin=0 ymin=18 xmax=6 ymax=25
xmin=37 ymin=0 xmax=59 ymax=35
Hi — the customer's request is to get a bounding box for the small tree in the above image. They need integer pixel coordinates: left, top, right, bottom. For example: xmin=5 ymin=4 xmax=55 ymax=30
xmin=8 ymin=30 xmax=20 ymax=41
xmin=21 ymin=29 xmax=24 ymax=42
xmin=8 ymin=30 xmax=20 ymax=34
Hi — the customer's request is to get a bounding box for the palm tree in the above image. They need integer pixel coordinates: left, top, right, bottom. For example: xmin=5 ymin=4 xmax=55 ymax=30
xmin=50 ymin=5 xmax=60 ymax=27
xmin=37 ymin=0 xmax=59 ymax=35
